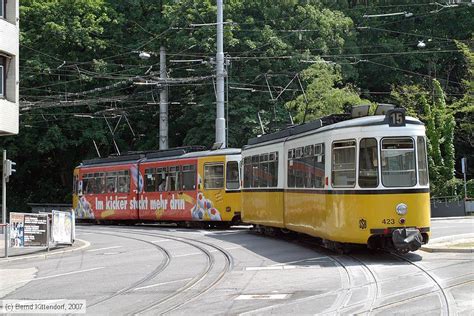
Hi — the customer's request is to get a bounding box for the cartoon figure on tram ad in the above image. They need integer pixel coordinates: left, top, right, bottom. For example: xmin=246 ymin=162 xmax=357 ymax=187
xmin=76 ymin=195 xmax=95 ymax=219
xmin=191 ymin=192 xmax=222 ymax=221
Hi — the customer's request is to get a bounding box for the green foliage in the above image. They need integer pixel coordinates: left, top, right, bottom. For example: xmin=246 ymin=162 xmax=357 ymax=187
xmin=391 ymin=79 xmax=456 ymax=196
xmin=285 ymin=59 xmax=367 ymax=123
xmin=1 ymin=0 xmax=473 ymax=210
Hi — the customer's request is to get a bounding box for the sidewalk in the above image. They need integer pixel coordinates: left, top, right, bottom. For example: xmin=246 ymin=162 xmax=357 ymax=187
xmin=421 ymin=233 xmax=474 ymax=253
xmin=430 ymin=216 xmax=474 ymax=221
xmin=0 ymin=239 xmax=89 ymax=261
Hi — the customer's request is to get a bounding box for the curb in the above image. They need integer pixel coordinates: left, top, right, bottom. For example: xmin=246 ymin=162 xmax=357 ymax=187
xmin=420 ymin=247 xmax=474 ymax=253
xmin=420 ymin=233 xmax=474 ymax=253
xmin=430 ymin=216 xmax=473 ymax=221
xmin=0 ymin=238 xmax=91 ymax=262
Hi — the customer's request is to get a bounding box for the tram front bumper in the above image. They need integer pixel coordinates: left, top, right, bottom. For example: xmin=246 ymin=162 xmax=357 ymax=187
xmin=392 ymin=227 xmax=423 ymax=252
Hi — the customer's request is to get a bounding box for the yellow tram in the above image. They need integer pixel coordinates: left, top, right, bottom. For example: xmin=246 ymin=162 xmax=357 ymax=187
xmin=242 ymin=108 xmax=430 ymax=253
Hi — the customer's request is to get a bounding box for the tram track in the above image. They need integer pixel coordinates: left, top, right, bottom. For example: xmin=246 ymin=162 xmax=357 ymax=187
xmin=90 ymin=226 xmax=233 ymax=315
xmin=386 ymin=252 xmax=454 ymax=316
xmin=78 ymin=230 xmax=172 ymax=310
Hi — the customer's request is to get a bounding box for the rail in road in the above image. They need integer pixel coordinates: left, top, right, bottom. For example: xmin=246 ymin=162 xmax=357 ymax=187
xmin=80 ymin=227 xmax=233 ymax=315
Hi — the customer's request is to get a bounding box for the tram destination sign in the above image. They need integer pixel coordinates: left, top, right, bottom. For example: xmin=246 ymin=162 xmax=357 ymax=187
xmin=10 ymin=212 xmax=48 ymax=247
xmin=386 ymin=109 xmax=406 ymax=127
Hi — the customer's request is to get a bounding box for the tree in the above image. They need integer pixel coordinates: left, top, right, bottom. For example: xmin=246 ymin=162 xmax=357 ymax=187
xmin=452 ymin=41 xmax=474 ymax=184
xmin=285 ymin=59 xmax=367 ymax=123
xmin=392 ymin=79 xmax=456 ymax=196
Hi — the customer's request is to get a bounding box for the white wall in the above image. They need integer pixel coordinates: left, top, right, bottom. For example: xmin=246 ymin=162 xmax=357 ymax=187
xmin=0 ymin=0 xmax=19 ymax=135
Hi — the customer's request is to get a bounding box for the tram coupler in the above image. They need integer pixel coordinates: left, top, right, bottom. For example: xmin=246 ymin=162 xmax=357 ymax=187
xmin=392 ymin=227 xmax=423 ymax=253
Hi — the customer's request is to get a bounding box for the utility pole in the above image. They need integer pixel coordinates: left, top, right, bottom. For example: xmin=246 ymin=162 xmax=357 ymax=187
xmin=215 ymin=0 xmax=226 ymax=148
xmin=159 ymin=46 xmax=169 ymax=150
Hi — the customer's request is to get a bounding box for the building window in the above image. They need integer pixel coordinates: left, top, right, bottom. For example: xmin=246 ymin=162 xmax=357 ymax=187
xmin=0 ymin=0 xmax=4 ymax=19
xmin=0 ymin=57 xmax=5 ymax=97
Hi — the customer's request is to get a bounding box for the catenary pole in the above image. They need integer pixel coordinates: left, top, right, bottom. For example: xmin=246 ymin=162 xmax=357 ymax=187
xmin=159 ymin=46 xmax=169 ymax=150
xmin=215 ymin=0 xmax=226 ymax=148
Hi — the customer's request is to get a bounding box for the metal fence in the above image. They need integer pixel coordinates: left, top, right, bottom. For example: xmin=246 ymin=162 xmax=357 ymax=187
xmin=466 ymin=199 xmax=474 ymax=215
xmin=430 ymin=196 xmax=467 ymax=217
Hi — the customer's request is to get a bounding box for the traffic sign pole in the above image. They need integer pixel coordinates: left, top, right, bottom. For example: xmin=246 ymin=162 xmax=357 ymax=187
xmin=2 ymin=150 xmax=6 ymax=224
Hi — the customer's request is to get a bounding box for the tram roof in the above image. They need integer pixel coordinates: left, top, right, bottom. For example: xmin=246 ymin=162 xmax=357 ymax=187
xmin=246 ymin=114 xmax=423 ymax=147
xmin=145 ymin=148 xmax=241 ymax=162
xmin=79 ymin=147 xmax=241 ymax=167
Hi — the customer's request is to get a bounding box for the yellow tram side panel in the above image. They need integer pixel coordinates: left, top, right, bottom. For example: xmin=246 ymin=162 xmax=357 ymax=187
xmin=285 ymin=192 xmax=431 ymax=244
xmin=197 ymin=155 xmax=241 ymax=222
xmin=242 ymin=191 xmax=285 ymax=228
xmin=72 ymin=167 xmax=79 ymax=212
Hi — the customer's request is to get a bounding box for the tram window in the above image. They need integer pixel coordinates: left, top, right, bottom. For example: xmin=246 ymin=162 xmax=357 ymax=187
xmin=145 ymin=168 xmax=156 ymax=192
xmin=269 ymin=152 xmax=278 ymax=187
xmin=117 ymin=170 xmax=130 ymax=193
xmin=204 ymin=163 xmax=224 ymax=189
xmin=106 ymin=172 xmax=118 ymax=193
xmin=156 ymin=167 xmax=167 ymax=191
xmin=82 ymin=174 xmax=92 ymax=194
xmin=417 ymin=137 xmax=429 ymax=186
xmin=226 ymin=161 xmax=240 ymax=190
xmin=243 ymin=157 xmax=252 ymax=188
xmin=259 ymin=154 xmax=270 ymax=188
xmin=95 ymin=172 xmax=105 ymax=194
xmin=332 ymin=140 xmax=356 ymax=187
xmin=314 ymin=143 xmax=325 ymax=188
xmin=167 ymin=166 xmax=179 ymax=191
xmin=381 ymin=138 xmax=416 ymax=187
xmin=182 ymin=164 xmax=196 ymax=190
xmin=287 ymin=159 xmax=295 ymax=187
xmin=251 ymin=156 xmax=259 ymax=187
xmin=303 ymin=155 xmax=313 ymax=188
xmin=359 ymin=138 xmax=379 ymax=188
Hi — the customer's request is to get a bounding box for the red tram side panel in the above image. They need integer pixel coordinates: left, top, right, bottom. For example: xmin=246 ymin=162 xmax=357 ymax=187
xmin=75 ymin=163 xmax=140 ymax=220
xmin=138 ymin=158 xmax=199 ymax=221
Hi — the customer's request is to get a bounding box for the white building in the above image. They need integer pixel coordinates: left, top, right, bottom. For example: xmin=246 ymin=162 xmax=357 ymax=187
xmin=0 ymin=0 xmax=19 ymax=135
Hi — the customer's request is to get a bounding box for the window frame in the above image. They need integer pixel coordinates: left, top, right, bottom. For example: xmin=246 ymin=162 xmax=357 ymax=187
xmin=417 ymin=136 xmax=429 ymax=186
xmin=358 ymin=138 xmax=379 ymax=188
xmin=226 ymin=161 xmax=240 ymax=190
xmin=380 ymin=137 xmax=417 ymax=188
xmin=144 ymin=168 xmax=157 ymax=192
xmin=204 ymin=162 xmax=225 ymax=190
xmin=181 ymin=164 xmax=197 ymax=191
xmin=0 ymin=60 xmax=4 ymax=98
xmin=313 ymin=142 xmax=325 ymax=188
xmin=0 ymin=0 xmax=4 ymax=19
xmin=331 ymin=139 xmax=357 ymax=188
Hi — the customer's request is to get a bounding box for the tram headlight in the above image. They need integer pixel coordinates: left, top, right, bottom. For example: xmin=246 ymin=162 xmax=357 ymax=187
xmin=396 ymin=203 xmax=408 ymax=215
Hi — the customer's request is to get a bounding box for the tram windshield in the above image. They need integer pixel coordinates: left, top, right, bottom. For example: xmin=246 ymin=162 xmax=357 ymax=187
xmin=381 ymin=138 xmax=416 ymax=187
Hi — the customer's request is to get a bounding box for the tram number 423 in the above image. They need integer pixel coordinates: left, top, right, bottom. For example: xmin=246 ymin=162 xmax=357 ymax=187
xmin=382 ymin=218 xmax=395 ymax=225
